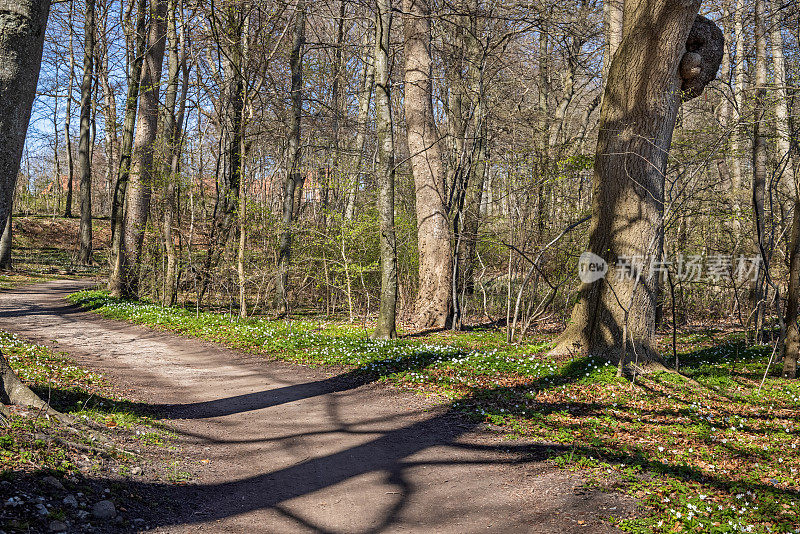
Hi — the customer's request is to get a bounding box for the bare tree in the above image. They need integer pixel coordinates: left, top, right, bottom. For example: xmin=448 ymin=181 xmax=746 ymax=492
xmin=162 ymin=0 xmax=189 ymax=306
xmin=78 ymin=0 xmax=96 ymax=265
xmin=64 ymin=0 xmax=76 ymax=218
xmin=276 ymin=1 xmax=306 ymax=315
xmin=109 ymin=0 xmax=148 ymax=293
xmin=111 ymin=0 xmax=168 ymax=297
xmin=344 ymin=28 xmax=374 ymax=221
xmin=372 ymin=0 xmax=397 ymax=339
xmin=750 ymin=0 xmax=769 ymax=340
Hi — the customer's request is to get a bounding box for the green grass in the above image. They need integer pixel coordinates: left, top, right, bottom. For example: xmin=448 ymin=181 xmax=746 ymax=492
xmin=0 ymin=330 xmax=170 ymax=477
xmin=68 ymin=289 xmax=800 ymax=533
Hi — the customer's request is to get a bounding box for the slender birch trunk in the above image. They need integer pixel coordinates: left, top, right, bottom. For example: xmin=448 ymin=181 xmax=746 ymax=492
xmin=344 ymin=30 xmax=374 ymax=221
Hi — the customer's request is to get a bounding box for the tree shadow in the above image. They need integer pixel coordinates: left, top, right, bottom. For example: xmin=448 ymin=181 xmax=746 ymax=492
xmin=15 ymin=348 xmax=634 ymax=532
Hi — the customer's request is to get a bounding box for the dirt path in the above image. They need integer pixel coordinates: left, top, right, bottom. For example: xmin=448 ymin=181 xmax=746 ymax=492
xmin=0 ymin=281 xmax=636 ymax=533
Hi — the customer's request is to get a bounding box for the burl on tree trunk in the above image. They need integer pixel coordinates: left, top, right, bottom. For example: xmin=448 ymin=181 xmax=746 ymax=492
xmin=550 ymin=10 xmax=723 ymax=367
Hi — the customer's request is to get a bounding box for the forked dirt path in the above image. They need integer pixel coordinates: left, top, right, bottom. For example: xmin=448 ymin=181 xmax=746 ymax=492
xmin=0 ymin=280 xmax=636 ymax=533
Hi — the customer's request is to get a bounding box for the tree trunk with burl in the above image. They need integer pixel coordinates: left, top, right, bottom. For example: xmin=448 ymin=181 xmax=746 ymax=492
xmin=551 ymin=5 xmax=723 ymax=369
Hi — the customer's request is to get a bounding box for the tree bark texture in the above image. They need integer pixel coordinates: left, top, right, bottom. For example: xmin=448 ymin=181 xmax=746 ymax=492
xmin=751 ymin=0 xmax=768 ymax=339
xmin=162 ymin=0 xmax=187 ymax=307
xmin=551 ymin=5 xmax=722 ymax=364
xmin=113 ymin=0 xmax=167 ymax=297
xmin=109 ymin=0 xmax=148 ymax=295
xmin=403 ymin=0 xmax=453 ymax=330
xmin=0 ymin=0 xmax=65 ymax=410
xmin=784 ymin=199 xmax=800 ymax=379
xmin=0 ymin=211 xmax=12 ymax=270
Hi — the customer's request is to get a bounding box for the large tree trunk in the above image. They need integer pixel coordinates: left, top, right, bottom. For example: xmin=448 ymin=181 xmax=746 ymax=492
xmin=551 ymin=5 xmax=722 ymax=365
xmin=275 ymin=1 xmax=305 ymax=315
xmin=0 ymin=0 xmax=62 ymax=411
xmin=403 ymin=0 xmax=452 ymax=330
xmin=108 ymin=0 xmax=148 ymax=295
xmin=78 ymin=0 xmax=96 ymax=265
xmin=774 ymin=0 xmax=799 ymax=378
xmin=112 ymin=0 xmax=167 ymax=298
xmin=372 ymin=0 xmax=397 ymax=340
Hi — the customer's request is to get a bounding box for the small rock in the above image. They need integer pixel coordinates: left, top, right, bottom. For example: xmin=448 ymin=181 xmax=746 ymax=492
xmin=49 ymin=520 xmax=68 ymax=532
xmin=130 ymin=466 xmax=142 ymax=476
xmin=42 ymin=476 xmax=65 ymax=491
xmin=35 ymin=503 xmax=49 ymax=516
xmin=63 ymin=495 xmax=78 ymax=508
xmin=76 ymin=510 xmax=89 ymax=519
xmin=92 ymin=499 xmax=116 ymax=520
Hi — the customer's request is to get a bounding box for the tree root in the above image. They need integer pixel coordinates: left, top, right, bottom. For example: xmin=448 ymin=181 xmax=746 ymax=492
xmin=1 ymin=355 xmax=74 ymax=425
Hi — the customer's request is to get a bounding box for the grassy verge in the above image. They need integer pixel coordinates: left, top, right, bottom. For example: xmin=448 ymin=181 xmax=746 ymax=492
xmin=0 ymin=328 xmax=173 ymax=470
xmin=68 ymin=290 xmax=800 ymax=533
xmin=0 ymin=330 xmax=176 ymax=532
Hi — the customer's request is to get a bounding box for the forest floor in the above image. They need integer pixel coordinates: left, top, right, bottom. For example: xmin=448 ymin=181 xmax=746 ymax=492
xmin=1 ymin=217 xmax=799 ymax=533
xmin=61 ymin=289 xmax=800 ymax=534
xmin=0 ymin=280 xmax=637 ymax=533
